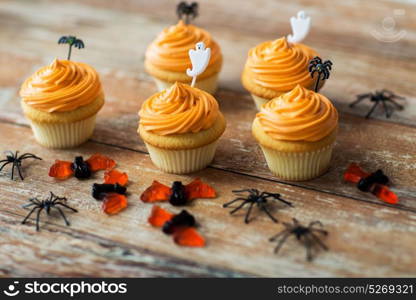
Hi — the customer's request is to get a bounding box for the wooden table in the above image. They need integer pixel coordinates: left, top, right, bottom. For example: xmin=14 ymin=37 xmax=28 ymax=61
xmin=0 ymin=0 xmax=415 ymax=277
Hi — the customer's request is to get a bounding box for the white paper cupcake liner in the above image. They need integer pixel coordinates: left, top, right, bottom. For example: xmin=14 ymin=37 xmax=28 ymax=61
xmin=153 ymin=73 xmax=219 ymax=94
xmin=145 ymin=140 xmax=219 ymax=174
xmin=260 ymin=144 xmax=334 ymax=181
xmin=29 ymin=115 xmax=97 ymax=149
xmin=251 ymin=94 xmax=271 ymax=110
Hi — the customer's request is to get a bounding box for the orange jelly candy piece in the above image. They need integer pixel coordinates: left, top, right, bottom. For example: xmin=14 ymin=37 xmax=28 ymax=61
xmin=102 ymin=193 xmax=127 ymax=215
xmin=86 ymin=154 xmax=116 ymax=172
xmin=185 ymin=178 xmax=216 ymax=200
xmin=373 ymin=184 xmax=399 ymax=204
xmin=49 ymin=160 xmax=73 ymax=179
xmin=173 ymin=227 xmax=205 ymax=247
xmin=344 ymin=163 xmax=369 ymax=183
xmin=104 ymin=169 xmax=128 ymax=186
xmin=148 ymin=205 xmax=173 ymax=227
xmin=141 ymin=181 xmax=172 ymax=203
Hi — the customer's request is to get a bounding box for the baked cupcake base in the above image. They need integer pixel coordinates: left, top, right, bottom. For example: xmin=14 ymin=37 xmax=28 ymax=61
xmin=259 ymin=143 xmax=333 ymax=181
xmin=152 ymin=73 xmax=219 ymax=94
xmin=145 ymin=140 xmax=218 ymax=174
xmin=139 ymin=112 xmax=226 ymax=174
xmin=29 ymin=115 xmax=96 ymax=149
xmin=21 ymin=95 xmax=104 ymax=149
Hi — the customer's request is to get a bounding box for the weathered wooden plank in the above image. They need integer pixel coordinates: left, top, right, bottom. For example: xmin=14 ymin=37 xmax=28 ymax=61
xmin=1 ymin=122 xmax=416 ymax=277
xmin=0 ymin=211 xmax=246 ymax=277
xmin=0 ymin=0 xmax=415 ymax=124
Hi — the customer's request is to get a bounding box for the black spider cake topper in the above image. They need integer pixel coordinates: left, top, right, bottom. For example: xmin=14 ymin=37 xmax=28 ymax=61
xmin=269 ymin=218 xmax=328 ymax=261
xmin=21 ymin=192 xmax=78 ymax=231
xmin=223 ymin=189 xmax=292 ymax=224
xmin=349 ymin=89 xmax=405 ymax=119
xmin=0 ymin=151 xmax=42 ymax=180
xmin=308 ymin=56 xmax=333 ymax=92
xmin=58 ymin=36 xmax=85 ymax=60
xmin=177 ymin=1 xmax=199 ymax=24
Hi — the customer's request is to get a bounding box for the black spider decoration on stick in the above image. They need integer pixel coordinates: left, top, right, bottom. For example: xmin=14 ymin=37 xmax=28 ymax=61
xmin=269 ymin=218 xmax=328 ymax=261
xmin=349 ymin=89 xmax=405 ymax=119
xmin=0 ymin=151 xmax=42 ymax=180
xmin=223 ymin=189 xmax=292 ymax=224
xmin=308 ymin=56 xmax=332 ymax=92
xmin=21 ymin=192 xmax=78 ymax=231
xmin=177 ymin=1 xmax=198 ymax=24
xmin=58 ymin=36 xmax=85 ymax=60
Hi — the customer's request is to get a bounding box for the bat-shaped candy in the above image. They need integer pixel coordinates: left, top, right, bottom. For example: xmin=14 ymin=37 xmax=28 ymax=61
xmin=49 ymin=153 xmax=115 ymax=180
xmin=92 ymin=169 xmax=129 ymax=215
xmin=140 ymin=178 xmax=216 ymax=206
xmin=148 ymin=205 xmax=205 ymax=247
xmin=344 ymin=163 xmax=398 ymax=204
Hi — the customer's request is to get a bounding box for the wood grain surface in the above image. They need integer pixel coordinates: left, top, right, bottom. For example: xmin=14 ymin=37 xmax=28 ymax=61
xmin=0 ymin=0 xmax=415 ymax=277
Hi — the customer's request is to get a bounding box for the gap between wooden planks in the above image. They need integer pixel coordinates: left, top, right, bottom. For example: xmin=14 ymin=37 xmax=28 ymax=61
xmin=0 ymin=122 xmax=416 ymax=277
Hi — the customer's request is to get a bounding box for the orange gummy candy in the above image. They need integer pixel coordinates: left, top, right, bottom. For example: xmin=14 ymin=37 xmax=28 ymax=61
xmin=104 ymin=169 xmax=128 ymax=186
xmin=344 ymin=163 xmax=369 ymax=183
xmin=173 ymin=227 xmax=205 ymax=247
xmin=49 ymin=160 xmax=73 ymax=179
xmin=141 ymin=181 xmax=172 ymax=203
xmin=86 ymin=154 xmax=116 ymax=172
xmin=148 ymin=205 xmax=173 ymax=227
xmin=102 ymin=193 xmax=127 ymax=215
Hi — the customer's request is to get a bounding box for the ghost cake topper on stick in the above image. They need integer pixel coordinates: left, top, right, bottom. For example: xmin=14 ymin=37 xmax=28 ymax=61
xmin=287 ymin=11 xmax=311 ymax=43
xmin=186 ymin=41 xmax=211 ymax=87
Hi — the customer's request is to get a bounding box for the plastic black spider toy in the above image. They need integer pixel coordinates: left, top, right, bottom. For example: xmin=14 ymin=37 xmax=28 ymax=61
xmin=223 ymin=189 xmax=292 ymax=224
xmin=21 ymin=192 xmax=78 ymax=231
xmin=0 ymin=151 xmax=42 ymax=180
xmin=177 ymin=1 xmax=198 ymax=24
xmin=269 ymin=218 xmax=328 ymax=261
xmin=58 ymin=35 xmax=85 ymax=60
xmin=308 ymin=56 xmax=333 ymax=92
xmin=349 ymin=90 xmax=405 ymax=119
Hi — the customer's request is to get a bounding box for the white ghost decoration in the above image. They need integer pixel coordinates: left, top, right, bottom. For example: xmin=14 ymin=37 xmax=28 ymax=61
xmin=287 ymin=11 xmax=311 ymax=43
xmin=187 ymin=41 xmax=211 ymax=87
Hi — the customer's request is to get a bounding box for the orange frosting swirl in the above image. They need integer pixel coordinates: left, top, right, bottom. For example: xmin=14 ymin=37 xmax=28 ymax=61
xmin=244 ymin=37 xmax=317 ymax=92
xmin=139 ymin=82 xmax=219 ymax=135
xmin=145 ymin=20 xmax=222 ymax=72
xmin=256 ymin=85 xmax=338 ymax=142
xmin=20 ymin=59 xmax=102 ymax=113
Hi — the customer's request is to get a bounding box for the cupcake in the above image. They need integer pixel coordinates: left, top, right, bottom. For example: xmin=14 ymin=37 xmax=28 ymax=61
xmin=138 ymin=82 xmax=226 ymax=174
xmin=145 ymin=20 xmax=222 ymax=94
xmin=19 ymin=58 xmax=104 ymax=148
xmin=252 ymin=85 xmax=338 ymax=181
xmin=242 ymin=37 xmax=322 ymax=110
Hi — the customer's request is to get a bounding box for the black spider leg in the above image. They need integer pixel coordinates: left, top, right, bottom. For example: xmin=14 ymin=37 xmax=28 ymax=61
xmin=382 ymin=99 xmax=392 ymax=118
xmin=35 ymin=205 xmax=44 ymax=231
xmin=263 ymin=192 xmax=293 ymax=207
xmin=365 ymin=99 xmax=380 ymax=119
xmin=0 ymin=160 xmax=11 ymax=172
xmin=269 ymin=229 xmax=291 ymax=254
xmin=18 ymin=153 xmax=42 ymax=180
xmin=349 ymin=94 xmax=371 ymax=107
xmin=54 ymin=206 xmax=71 ymax=226
xmin=386 ymin=97 xmax=404 ymax=110
xmin=244 ymin=202 xmax=255 ymax=224
xmin=301 ymin=233 xmax=316 ymax=261
xmin=259 ymin=204 xmax=278 ymax=223
xmin=308 ymin=221 xmax=329 ymax=248
xmin=54 ymin=202 xmax=78 ymax=213
xmin=21 ymin=203 xmax=40 ymax=224
xmin=222 ymin=197 xmax=247 ymax=207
